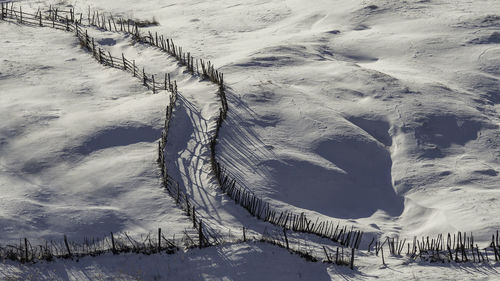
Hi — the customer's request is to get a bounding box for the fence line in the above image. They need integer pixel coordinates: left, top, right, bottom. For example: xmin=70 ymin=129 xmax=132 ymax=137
xmin=0 ymin=2 xmax=353 ymax=267
xmin=2 ymin=2 xmax=499 ymax=267
xmin=74 ymin=7 xmax=500 ymax=264
xmin=75 ymin=5 xmax=364 ymax=250
xmin=0 ymin=0 xmax=217 ymax=253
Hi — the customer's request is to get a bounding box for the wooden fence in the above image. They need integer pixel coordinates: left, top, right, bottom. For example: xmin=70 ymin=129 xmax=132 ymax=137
xmin=0 ymin=2 xmax=353 ymax=268
xmin=74 ymin=5 xmax=363 ymax=250
xmin=62 ymin=5 xmax=500 ymax=264
xmin=2 ymin=2 xmax=499 ymax=267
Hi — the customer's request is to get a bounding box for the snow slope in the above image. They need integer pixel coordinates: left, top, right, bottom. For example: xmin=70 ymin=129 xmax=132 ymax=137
xmin=1 ymin=242 xmax=498 ymax=281
xmin=53 ymin=0 xmax=500 ymax=241
xmin=1 ymin=0 xmax=499 ymax=279
xmin=0 ymin=22 xmax=194 ymax=243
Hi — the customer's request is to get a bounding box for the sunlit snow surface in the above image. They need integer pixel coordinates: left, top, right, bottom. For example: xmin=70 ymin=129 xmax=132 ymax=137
xmin=1 ymin=0 xmax=499 ymax=279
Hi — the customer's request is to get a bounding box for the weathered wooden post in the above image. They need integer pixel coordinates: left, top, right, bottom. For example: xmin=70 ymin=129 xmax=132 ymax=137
xmin=350 ymin=248 xmax=355 ymax=269
xmin=322 ymin=246 xmax=331 ymax=263
xmin=24 ymin=238 xmax=28 ymax=262
xmin=63 ymin=235 xmax=72 ymax=258
xmin=19 ymin=6 xmax=22 ymax=24
xmin=111 ymin=15 xmax=117 ymax=31
xmin=381 ymin=245 xmax=386 ymax=266
xmin=198 ymin=220 xmax=203 ymax=248
xmin=152 ymin=74 xmax=156 ymax=94
xmin=111 ymin=232 xmax=116 ymax=254
xmin=191 ymin=206 xmax=197 ymax=229
xmin=283 ymin=228 xmax=289 ymax=250
xmin=122 ymin=53 xmax=126 ymax=70
xmin=143 ymin=68 xmax=146 ymax=86
xmin=176 ymin=183 xmax=180 ymax=203
xmin=108 ymin=51 xmax=114 ymax=67
xmin=85 ymin=30 xmax=89 ymax=48
xmin=158 ymin=228 xmax=161 ymax=252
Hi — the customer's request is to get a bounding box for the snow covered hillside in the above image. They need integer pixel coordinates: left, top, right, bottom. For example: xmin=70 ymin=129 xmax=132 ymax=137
xmin=0 ymin=0 xmax=499 ymax=279
xmin=0 ymin=22 xmax=196 ymax=243
xmin=59 ymin=0 xmax=500 ymax=241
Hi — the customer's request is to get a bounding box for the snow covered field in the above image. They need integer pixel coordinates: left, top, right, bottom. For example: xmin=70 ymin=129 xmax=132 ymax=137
xmin=1 ymin=0 xmax=499 ymax=279
xmin=0 ymin=22 xmax=197 ymax=243
xmin=1 ymin=241 xmax=498 ymax=281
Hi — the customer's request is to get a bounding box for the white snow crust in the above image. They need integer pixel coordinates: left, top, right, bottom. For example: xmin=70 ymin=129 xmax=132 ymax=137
xmin=1 ymin=0 xmax=499 ymax=279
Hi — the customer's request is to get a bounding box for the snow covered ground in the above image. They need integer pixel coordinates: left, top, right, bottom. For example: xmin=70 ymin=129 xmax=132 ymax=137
xmin=1 ymin=0 xmax=499 ymax=279
xmin=0 ymin=22 xmax=194 ymax=243
xmin=49 ymin=0 xmax=499 ymax=240
xmin=1 ymin=242 xmax=498 ymax=280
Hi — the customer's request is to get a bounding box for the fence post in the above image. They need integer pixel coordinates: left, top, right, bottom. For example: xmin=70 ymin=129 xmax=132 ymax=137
xmin=143 ymin=68 xmax=146 ymax=86
xmin=99 ymin=48 xmax=103 ymax=63
xmin=111 ymin=16 xmax=117 ymax=31
xmin=122 ymin=53 xmax=126 ymax=70
xmin=19 ymin=6 xmax=22 ymax=24
xmin=85 ymin=30 xmax=89 ymax=49
xmin=133 ymin=60 xmax=136 ymax=77
xmin=24 ymin=238 xmax=28 ymax=262
xmin=381 ymin=246 xmax=386 ymax=266
xmin=108 ymin=51 xmax=114 ymax=67
xmin=158 ymin=228 xmax=162 ymax=252
xmin=1 ymin=3 xmax=3 ymax=21
xmin=63 ymin=235 xmax=72 ymax=258
xmin=66 ymin=15 xmax=69 ymax=31
xmin=111 ymin=232 xmax=116 ymax=254
xmin=192 ymin=206 xmax=196 ymax=227
xmin=283 ymin=228 xmax=289 ymax=250
xmin=176 ymin=183 xmax=180 ymax=203
xmin=152 ymin=74 xmax=156 ymax=94
xmin=350 ymin=248 xmax=355 ymax=269
xmin=198 ymin=220 xmax=203 ymax=248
